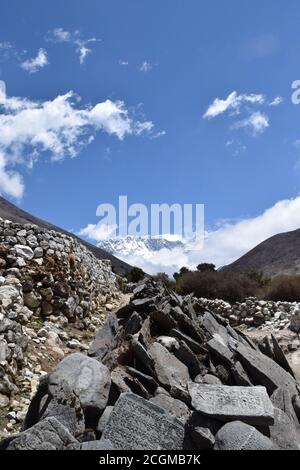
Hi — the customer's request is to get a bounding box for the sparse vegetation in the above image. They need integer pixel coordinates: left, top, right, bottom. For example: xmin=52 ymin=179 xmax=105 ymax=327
xmin=153 ymin=272 xmax=175 ymax=288
xmin=245 ymin=270 xmax=270 ymax=288
xmin=173 ymin=266 xmax=190 ymax=281
xmin=174 ymin=263 xmax=300 ymax=303
xmin=264 ymin=275 xmax=300 ymax=302
xmin=116 ymin=275 xmax=126 ymax=292
xmin=125 ymin=266 xmax=146 ymax=283
xmin=175 ymin=270 xmax=259 ymax=303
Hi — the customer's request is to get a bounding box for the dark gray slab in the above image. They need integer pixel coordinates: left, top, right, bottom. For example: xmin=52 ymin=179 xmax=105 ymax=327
xmin=271 ymin=387 xmax=300 ymax=431
xmin=6 ymin=417 xmax=78 ymax=450
xmin=81 ymin=439 xmax=114 ymax=450
xmin=235 ymin=343 xmax=298 ymax=396
xmin=271 ymin=334 xmax=295 ymax=378
xmin=170 ymin=328 xmax=204 ymax=354
xmin=269 ymin=407 xmax=300 ymax=450
xmin=102 ymin=393 xmax=185 ymax=450
xmin=174 ymin=340 xmax=201 ymax=379
xmin=231 ymin=360 xmax=253 ymax=386
xmin=189 ymin=383 xmax=274 ymax=426
xmin=88 ymin=314 xmax=119 ymax=360
xmin=190 ymin=426 xmax=215 ymax=450
xmin=207 ymin=338 xmax=234 ymax=366
xmin=149 ymin=342 xmax=190 ymax=400
xmin=150 ymin=394 xmax=192 ymax=424
xmin=42 ymin=380 xmax=85 ymax=436
xmin=124 ymin=312 xmax=142 ymax=336
xmin=202 ymin=312 xmax=229 ymax=344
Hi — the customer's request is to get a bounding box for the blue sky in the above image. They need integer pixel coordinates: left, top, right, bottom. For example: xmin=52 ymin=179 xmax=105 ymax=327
xmin=1 ymin=0 xmax=300 ymax=273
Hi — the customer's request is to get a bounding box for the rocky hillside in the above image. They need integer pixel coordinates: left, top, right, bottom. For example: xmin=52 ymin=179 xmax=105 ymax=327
xmin=1 ymin=279 xmax=300 ymax=450
xmin=0 ymin=196 xmax=132 ymax=276
xmin=0 ymin=217 xmax=123 ymax=435
xmin=223 ymin=228 xmax=300 ymax=277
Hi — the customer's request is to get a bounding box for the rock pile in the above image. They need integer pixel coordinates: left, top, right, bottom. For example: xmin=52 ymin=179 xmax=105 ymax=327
xmin=0 ymin=218 xmax=121 ymax=436
xmin=2 ymin=279 xmax=300 ymax=450
xmin=196 ymin=297 xmax=300 ymax=331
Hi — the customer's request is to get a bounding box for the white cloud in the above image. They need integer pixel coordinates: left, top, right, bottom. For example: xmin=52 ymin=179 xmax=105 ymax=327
xmin=79 ymin=222 xmax=117 ymax=241
xmin=0 ymin=85 xmax=155 ymax=198
xmin=194 ymin=196 xmax=300 ymax=269
xmin=150 ymin=130 xmax=167 ymax=139
xmin=119 ymin=60 xmax=129 ymax=66
xmin=0 ymin=81 xmax=6 ymax=98
xmin=203 ymin=90 xmax=281 ymax=138
xmin=51 ymin=28 xmax=71 ymax=42
xmin=269 ymin=96 xmax=283 ymax=106
xmin=139 ymin=61 xmax=152 ymax=73
xmin=203 ymin=91 xmax=265 ymax=119
xmin=0 ymin=151 xmax=24 ymax=199
xmin=233 ymin=111 xmax=269 ymax=136
xmin=48 ymin=28 xmax=100 ymax=64
xmin=21 ymin=48 xmax=49 ymax=74
xmin=79 ymin=196 xmax=300 ymax=276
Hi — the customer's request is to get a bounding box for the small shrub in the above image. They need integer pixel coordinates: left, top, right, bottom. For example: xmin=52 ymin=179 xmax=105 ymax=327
xmin=125 ymin=266 xmax=145 ymax=283
xmin=173 ymin=266 xmax=190 ymax=281
xmin=264 ymin=275 xmax=300 ymax=302
xmin=245 ymin=270 xmax=269 ymax=288
xmin=116 ymin=275 xmax=126 ymax=292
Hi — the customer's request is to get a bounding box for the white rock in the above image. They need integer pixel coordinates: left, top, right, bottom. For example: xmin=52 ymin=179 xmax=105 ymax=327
xmin=14 ymin=245 xmax=34 ymax=260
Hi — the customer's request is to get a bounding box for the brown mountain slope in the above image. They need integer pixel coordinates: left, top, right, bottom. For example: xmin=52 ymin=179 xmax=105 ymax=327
xmin=223 ymin=228 xmax=300 ymax=277
xmin=0 ymin=196 xmax=132 ymax=276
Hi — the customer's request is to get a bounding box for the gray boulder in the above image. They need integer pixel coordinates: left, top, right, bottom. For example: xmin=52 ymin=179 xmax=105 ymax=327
xmin=49 ymin=353 xmax=110 ymax=425
xmin=214 ymin=421 xmax=275 ymax=450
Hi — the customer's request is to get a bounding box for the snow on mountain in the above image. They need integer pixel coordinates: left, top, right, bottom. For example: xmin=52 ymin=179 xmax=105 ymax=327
xmin=98 ymin=236 xmax=185 ymax=258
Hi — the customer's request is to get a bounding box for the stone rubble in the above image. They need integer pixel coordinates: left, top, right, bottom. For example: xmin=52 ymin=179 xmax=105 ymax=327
xmin=1 ymin=278 xmax=300 ymax=450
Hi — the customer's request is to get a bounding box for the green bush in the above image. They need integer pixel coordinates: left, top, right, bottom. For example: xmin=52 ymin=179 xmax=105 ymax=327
xmin=125 ymin=266 xmax=146 ymax=283
xmin=116 ymin=275 xmax=126 ymax=292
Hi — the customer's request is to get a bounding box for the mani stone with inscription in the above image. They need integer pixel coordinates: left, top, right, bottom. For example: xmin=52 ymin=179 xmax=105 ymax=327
xmin=102 ymin=393 xmax=185 ymax=450
xmin=188 ymin=383 xmax=274 ymax=426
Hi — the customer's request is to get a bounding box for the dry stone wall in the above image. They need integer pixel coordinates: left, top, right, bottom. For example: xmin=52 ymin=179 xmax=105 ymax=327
xmin=0 ymin=217 xmax=122 ymax=436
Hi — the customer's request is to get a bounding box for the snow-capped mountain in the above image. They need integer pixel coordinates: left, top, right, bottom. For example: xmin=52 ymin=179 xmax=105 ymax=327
xmin=98 ymin=236 xmax=185 ymax=258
